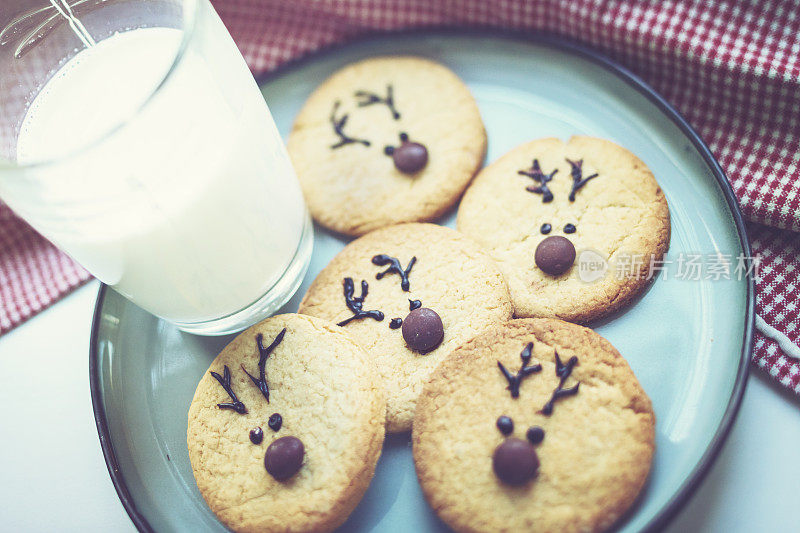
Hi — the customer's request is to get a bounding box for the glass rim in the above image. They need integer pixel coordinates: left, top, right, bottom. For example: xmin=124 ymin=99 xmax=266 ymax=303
xmin=0 ymin=0 xmax=198 ymax=171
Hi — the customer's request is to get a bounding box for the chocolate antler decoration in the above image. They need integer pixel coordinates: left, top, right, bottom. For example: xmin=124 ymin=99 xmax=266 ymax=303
xmin=338 ymin=278 xmax=385 ymax=326
xmin=355 ymin=85 xmax=400 ymax=120
xmin=518 ymin=159 xmax=558 ymax=202
xmin=539 ymin=351 xmax=580 ymax=415
xmin=330 ymin=101 xmax=371 ymax=149
xmin=372 ymin=254 xmax=416 ymax=291
xmin=566 ymin=158 xmax=599 ymax=201
xmin=241 ymin=328 xmax=286 ymax=403
xmin=209 ymin=365 xmax=247 ymax=414
xmin=498 ymin=342 xmax=543 ymax=398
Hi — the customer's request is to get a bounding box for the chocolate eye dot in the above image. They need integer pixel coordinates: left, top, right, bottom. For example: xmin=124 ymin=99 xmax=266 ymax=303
xmin=564 ymin=223 xmax=576 ymax=234
xmin=268 ymin=413 xmax=283 ymax=432
xmin=540 ymin=223 xmax=552 ymax=235
xmin=399 ymin=132 xmax=409 ymax=142
xmin=526 ymin=426 xmax=545 ymax=444
xmin=496 ymin=415 xmax=514 ymax=435
xmin=249 ymin=427 xmax=264 ymax=445
xmin=384 ymin=146 xmax=395 ymax=155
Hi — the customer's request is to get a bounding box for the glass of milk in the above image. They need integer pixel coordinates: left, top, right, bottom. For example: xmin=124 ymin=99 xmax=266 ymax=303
xmin=0 ymin=0 xmax=313 ymax=334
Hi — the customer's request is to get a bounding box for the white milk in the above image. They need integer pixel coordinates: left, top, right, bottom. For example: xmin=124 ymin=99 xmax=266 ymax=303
xmin=12 ymin=26 xmax=306 ymax=323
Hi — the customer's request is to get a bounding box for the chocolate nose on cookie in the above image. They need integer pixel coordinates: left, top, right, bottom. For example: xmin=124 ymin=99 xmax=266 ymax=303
xmin=265 ymin=436 xmax=305 ymax=481
xmin=535 ymin=236 xmax=576 ymax=276
xmin=392 ymin=141 xmax=428 ymax=174
xmin=402 ymin=307 xmax=444 ymax=352
xmin=492 ymin=438 xmax=539 ymax=485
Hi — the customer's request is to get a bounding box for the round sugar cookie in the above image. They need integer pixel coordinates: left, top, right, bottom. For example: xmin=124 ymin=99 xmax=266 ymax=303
xmin=187 ymin=313 xmax=385 ymax=533
xmin=413 ymin=318 xmax=655 ymax=533
xmin=457 ymin=136 xmax=670 ymax=323
xmin=298 ymin=223 xmax=513 ymax=432
xmin=288 ymin=56 xmax=486 ymax=236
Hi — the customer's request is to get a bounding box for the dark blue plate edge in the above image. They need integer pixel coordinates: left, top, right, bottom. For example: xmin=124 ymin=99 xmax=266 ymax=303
xmin=88 ymin=28 xmax=754 ymax=533
xmin=89 ymin=282 xmax=156 ymax=533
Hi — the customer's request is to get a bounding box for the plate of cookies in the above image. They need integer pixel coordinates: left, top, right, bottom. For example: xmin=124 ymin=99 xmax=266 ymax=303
xmin=90 ymin=32 xmax=753 ymax=533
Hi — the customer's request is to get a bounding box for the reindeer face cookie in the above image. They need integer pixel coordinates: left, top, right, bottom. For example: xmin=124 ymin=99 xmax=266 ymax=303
xmin=457 ymin=136 xmax=671 ymax=323
xmin=298 ymin=223 xmax=513 ymax=432
xmin=187 ymin=314 xmax=385 ymax=533
xmin=288 ymin=56 xmax=486 ymax=236
xmin=412 ymin=319 xmax=655 ymax=533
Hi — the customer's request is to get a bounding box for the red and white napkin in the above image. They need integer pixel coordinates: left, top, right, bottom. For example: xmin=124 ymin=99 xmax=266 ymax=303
xmin=1 ymin=0 xmax=798 ymax=393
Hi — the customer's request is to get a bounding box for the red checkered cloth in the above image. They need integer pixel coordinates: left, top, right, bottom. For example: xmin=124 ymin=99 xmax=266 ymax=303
xmin=0 ymin=205 xmax=89 ymax=331
xmin=1 ymin=0 xmax=798 ymax=393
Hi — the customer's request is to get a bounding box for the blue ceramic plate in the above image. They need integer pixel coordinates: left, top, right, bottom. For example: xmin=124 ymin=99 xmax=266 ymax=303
xmin=90 ymin=32 xmax=752 ymax=533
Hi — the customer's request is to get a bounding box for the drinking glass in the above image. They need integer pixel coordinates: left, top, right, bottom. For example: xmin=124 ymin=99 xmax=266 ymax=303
xmin=0 ymin=0 xmax=313 ymax=334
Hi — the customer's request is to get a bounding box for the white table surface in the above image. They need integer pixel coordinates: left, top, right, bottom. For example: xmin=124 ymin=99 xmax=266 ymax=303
xmin=0 ymin=281 xmax=797 ymax=532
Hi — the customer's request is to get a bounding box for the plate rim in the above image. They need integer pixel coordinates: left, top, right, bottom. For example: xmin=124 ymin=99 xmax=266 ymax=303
xmin=89 ymin=28 xmax=754 ymax=533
